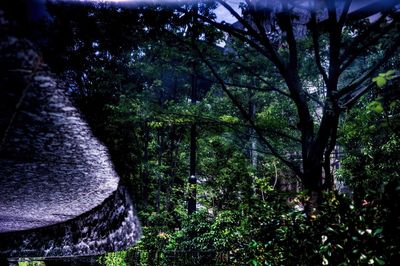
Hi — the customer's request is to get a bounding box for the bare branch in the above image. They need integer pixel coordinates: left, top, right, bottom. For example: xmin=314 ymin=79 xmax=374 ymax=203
xmin=245 ymin=0 xmax=281 ymax=60
xmin=340 ymin=82 xmax=375 ymax=109
xmin=338 ymin=0 xmax=352 ymax=26
xmin=304 ymin=89 xmax=324 ymax=107
xmin=278 ymin=1 xmax=298 ymax=70
xmin=194 ymin=13 xmax=276 ymax=61
xmin=310 ymin=12 xmax=329 ymax=85
xmin=340 ymin=12 xmax=390 ymax=68
xmin=338 ymin=35 xmax=400 ymax=98
xmin=327 ymin=0 xmax=342 ymax=89
xmin=340 ymin=19 xmax=396 ymax=73
xmin=216 ymin=0 xmax=287 ymax=71
xmin=341 ymin=75 xmax=400 ymax=109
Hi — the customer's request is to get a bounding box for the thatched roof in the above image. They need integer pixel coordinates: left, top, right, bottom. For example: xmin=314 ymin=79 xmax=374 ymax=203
xmin=0 ymin=8 xmax=140 ymax=258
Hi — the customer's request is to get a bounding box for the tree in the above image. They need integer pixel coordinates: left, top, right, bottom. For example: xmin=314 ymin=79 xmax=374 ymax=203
xmin=181 ymin=0 xmax=400 ymax=210
xmin=35 ymin=2 xmax=400 ymax=263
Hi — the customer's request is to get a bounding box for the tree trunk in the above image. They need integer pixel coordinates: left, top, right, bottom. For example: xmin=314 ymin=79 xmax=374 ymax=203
xmin=156 ymin=128 xmax=163 ymax=213
xmin=188 ymin=3 xmax=198 ymax=216
xmin=302 ymin=104 xmax=340 ymax=212
xmin=188 ymin=123 xmax=197 ymax=215
xmin=142 ymin=123 xmax=150 ymax=207
xmin=303 ymin=159 xmax=323 ymax=214
xmin=188 ymin=72 xmax=197 ymax=215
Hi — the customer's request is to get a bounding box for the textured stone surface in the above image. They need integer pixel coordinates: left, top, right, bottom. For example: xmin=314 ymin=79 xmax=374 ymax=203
xmin=0 ymin=7 xmax=140 ymax=257
xmin=0 ymin=35 xmax=120 ymax=232
xmin=0 ymin=186 xmax=141 ymax=258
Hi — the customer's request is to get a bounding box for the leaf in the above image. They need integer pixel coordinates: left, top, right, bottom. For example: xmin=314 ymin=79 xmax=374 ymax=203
xmin=251 ymin=259 xmax=259 ymax=266
xmin=372 ymin=76 xmax=387 ymax=88
xmin=384 ymin=69 xmax=396 ymax=79
xmin=375 ymin=257 xmax=386 ymax=265
xmin=326 ymin=227 xmax=336 ymax=233
xmin=249 ymin=240 xmax=258 ymax=249
xmin=373 ymin=227 xmax=383 ymax=236
xmin=360 ymin=254 xmax=367 ymax=261
xmin=219 ymin=115 xmax=239 ymax=124
xmin=367 ymin=101 xmax=384 ymax=113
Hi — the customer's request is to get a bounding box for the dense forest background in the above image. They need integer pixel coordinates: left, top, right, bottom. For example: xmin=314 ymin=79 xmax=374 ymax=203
xmin=8 ymin=0 xmax=400 ymax=265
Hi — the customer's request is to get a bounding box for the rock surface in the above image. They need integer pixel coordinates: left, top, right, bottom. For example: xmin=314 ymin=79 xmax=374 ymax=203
xmin=0 ymin=26 xmax=120 ymax=233
xmin=0 ymin=186 xmax=140 ymax=258
xmin=0 ymin=7 xmax=140 ymax=257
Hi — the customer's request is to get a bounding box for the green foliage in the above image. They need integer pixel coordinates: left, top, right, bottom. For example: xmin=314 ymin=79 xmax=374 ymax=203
xmin=123 ymin=189 xmax=400 ymax=265
xmin=18 ymin=262 xmax=45 ymax=266
xmin=39 ymin=3 xmax=400 ymax=265
xmin=340 ymin=77 xmax=400 ymax=201
xmin=98 ymin=251 xmax=127 ymax=266
xmin=372 ymin=70 xmax=396 ymax=88
xmin=338 ymin=77 xmax=400 ymax=264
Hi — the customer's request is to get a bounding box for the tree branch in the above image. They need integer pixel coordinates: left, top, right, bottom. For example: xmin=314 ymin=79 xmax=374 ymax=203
xmin=310 ymin=12 xmax=329 ymax=85
xmin=216 ymin=0 xmax=287 ymax=71
xmin=206 ymin=56 xmax=282 ymax=87
xmin=341 ymin=75 xmax=400 ymax=109
xmin=278 ymin=1 xmax=298 ymax=70
xmin=199 ymin=75 xmax=290 ymax=97
xmin=338 ymin=35 xmax=400 ymax=98
xmin=163 ymin=111 xmax=302 ymax=143
xmin=340 ymin=12 xmax=389 ymax=67
xmin=193 ymin=43 xmax=303 ymax=177
xmin=340 ymin=19 xmax=396 ymax=73
xmin=340 ymin=82 xmax=375 ymax=109
xmin=327 ymin=0 xmax=341 ymax=91
xmin=323 ymin=117 xmax=338 ymax=189
xmin=194 ymin=13 xmax=277 ymax=62
xmin=338 ymin=0 xmax=352 ymax=26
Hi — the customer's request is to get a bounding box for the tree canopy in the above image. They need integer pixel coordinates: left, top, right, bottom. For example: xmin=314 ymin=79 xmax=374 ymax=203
xmin=15 ymin=0 xmax=400 ymax=264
